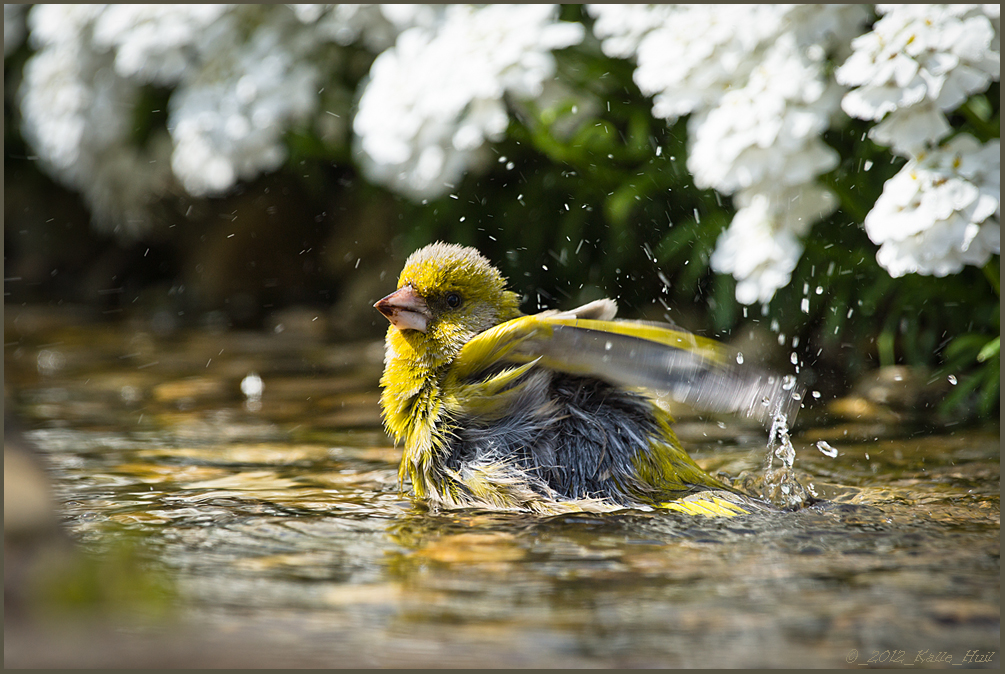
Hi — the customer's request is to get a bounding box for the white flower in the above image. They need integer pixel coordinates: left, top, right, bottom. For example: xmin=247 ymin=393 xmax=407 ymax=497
xmin=19 ymin=5 xmax=174 ymax=237
xmin=837 ymin=4 xmax=1000 ymax=154
xmin=711 ymin=186 xmax=837 ymax=305
xmin=168 ymin=11 xmax=321 ymax=196
xmin=687 ymin=34 xmax=839 ymax=195
xmin=291 ymin=4 xmax=442 ymax=52
xmin=866 ymin=135 xmax=999 ymax=277
xmin=91 ymin=5 xmax=232 ymax=86
xmin=590 ymin=5 xmax=865 ymax=305
xmin=353 ymin=4 xmax=583 ymax=199
xmin=17 ymin=4 xmax=337 ymax=226
xmin=585 ymin=4 xmax=675 ymax=60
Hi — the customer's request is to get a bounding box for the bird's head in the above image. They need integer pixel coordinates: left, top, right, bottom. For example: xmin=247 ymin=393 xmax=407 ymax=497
xmin=375 ymin=242 xmax=522 ymax=363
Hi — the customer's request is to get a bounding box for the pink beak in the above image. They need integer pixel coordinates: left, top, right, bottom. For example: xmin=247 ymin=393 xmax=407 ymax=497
xmin=374 ymin=285 xmax=431 ymax=333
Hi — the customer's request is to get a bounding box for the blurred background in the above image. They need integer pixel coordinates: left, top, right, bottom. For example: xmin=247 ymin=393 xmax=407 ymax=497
xmin=4 ymin=5 xmax=1000 ymax=668
xmin=4 ymin=4 xmax=999 ymax=417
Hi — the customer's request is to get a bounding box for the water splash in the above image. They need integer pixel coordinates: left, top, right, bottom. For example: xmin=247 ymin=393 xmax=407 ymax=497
xmin=756 ymin=411 xmax=813 ymax=509
xmin=768 ymin=412 xmax=795 ymax=469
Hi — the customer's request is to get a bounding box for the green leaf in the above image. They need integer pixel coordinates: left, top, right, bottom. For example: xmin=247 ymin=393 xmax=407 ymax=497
xmin=977 ymin=336 xmax=1000 ymax=363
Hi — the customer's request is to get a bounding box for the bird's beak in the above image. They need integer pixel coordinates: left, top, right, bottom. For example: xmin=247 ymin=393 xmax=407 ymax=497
xmin=374 ymin=285 xmax=431 ymax=333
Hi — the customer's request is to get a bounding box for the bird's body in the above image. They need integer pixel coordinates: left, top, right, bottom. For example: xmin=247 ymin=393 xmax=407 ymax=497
xmin=376 ymin=243 xmax=800 ymax=517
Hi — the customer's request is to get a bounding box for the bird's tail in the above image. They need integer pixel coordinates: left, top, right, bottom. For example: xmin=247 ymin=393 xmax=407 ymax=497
xmin=659 ymin=488 xmax=774 ymax=517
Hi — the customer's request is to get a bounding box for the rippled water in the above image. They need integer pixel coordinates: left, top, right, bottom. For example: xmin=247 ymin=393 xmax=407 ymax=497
xmin=5 ymin=310 xmax=1000 ymax=668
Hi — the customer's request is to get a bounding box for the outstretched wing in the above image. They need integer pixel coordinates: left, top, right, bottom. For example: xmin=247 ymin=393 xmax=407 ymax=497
xmin=452 ymin=304 xmax=803 ymax=426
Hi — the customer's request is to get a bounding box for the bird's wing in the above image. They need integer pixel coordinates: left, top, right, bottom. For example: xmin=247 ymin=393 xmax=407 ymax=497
xmin=550 ymin=298 xmax=619 ymax=321
xmin=452 ymin=312 xmax=803 ymax=426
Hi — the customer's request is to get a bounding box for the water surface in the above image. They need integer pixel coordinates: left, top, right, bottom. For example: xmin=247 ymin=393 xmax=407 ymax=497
xmin=4 ymin=310 xmax=999 ymax=668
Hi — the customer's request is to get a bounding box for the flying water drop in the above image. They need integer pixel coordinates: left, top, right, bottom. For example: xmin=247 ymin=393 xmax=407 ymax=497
xmin=815 ymin=441 xmax=838 ymax=458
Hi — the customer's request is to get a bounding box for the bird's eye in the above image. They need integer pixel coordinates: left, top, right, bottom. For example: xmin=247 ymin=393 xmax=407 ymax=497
xmin=445 ymin=293 xmax=462 ymax=308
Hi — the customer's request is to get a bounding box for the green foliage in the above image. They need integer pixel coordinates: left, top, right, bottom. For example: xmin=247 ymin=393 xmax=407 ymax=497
xmin=363 ymin=15 xmax=999 ymax=420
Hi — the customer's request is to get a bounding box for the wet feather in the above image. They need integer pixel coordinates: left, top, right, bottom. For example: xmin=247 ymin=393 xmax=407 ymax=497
xmin=376 ymin=242 xmax=795 ymax=516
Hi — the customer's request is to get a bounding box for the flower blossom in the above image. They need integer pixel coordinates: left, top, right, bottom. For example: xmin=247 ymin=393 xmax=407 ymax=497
xmin=710 ymin=186 xmax=837 ymax=305
xmin=19 ymin=5 xmax=175 ymax=236
xmin=588 ymin=4 xmax=867 ymax=304
xmin=91 ymin=4 xmax=232 ymax=86
xmin=865 ymin=134 xmax=1000 ymax=277
xmin=167 ymin=10 xmax=322 ymax=196
xmin=687 ymin=33 xmax=840 ymax=196
xmin=353 ymin=4 xmax=584 ymax=200
xmin=290 ymin=4 xmax=442 ymax=52
xmin=837 ymin=4 xmax=1000 ymax=155
xmin=16 ymin=4 xmax=411 ymax=233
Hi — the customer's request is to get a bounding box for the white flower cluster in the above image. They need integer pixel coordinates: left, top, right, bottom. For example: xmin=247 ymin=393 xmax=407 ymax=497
xmin=588 ymin=4 xmax=869 ymax=305
xmin=837 ymin=4 xmax=1000 ymax=155
xmin=837 ymin=5 xmax=1000 ymax=278
xmin=14 ymin=4 xmax=583 ymax=231
xmin=8 ymin=3 xmax=1001 ymax=289
xmin=290 ymin=4 xmax=441 ymax=53
xmin=19 ymin=5 xmax=176 ymax=235
xmin=866 ymin=135 xmax=1000 ymax=277
xmin=14 ymin=4 xmax=416 ymax=235
xmin=166 ymin=8 xmax=322 ymax=196
xmin=352 ymin=4 xmax=584 ymax=199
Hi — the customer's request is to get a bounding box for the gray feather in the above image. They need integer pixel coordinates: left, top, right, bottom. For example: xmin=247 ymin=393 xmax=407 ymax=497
xmin=513 ymin=323 xmax=803 ymax=425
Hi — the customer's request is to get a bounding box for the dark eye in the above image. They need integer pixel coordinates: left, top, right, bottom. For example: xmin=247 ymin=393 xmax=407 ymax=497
xmin=445 ymin=293 xmax=462 ymax=308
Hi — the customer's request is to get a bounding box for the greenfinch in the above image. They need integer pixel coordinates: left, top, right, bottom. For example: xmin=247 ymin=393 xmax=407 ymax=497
xmin=375 ymin=242 xmax=802 ymax=517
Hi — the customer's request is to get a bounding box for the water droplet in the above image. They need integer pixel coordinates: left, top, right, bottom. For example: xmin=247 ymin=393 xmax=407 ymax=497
xmin=241 ymin=372 xmax=264 ymax=401
xmin=120 ymin=385 xmax=141 ymax=404
xmin=947 ymin=374 xmax=957 ymax=385
xmin=815 ymin=441 xmax=838 ymax=458
xmin=811 ymin=390 xmax=821 ymax=399
xmin=37 ymin=349 xmax=65 ymax=375
xmin=736 ymin=352 xmax=744 ymax=364
xmin=790 ymin=352 xmax=799 ymax=365
xmin=604 ymin=341 xmax=613 ymax=351
xmin=800 ymin=298 xmax=810 ymax=313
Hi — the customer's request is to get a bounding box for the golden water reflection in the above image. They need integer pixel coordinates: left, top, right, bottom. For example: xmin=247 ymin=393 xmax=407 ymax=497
xmin=4 ymin=311 xmax=999 ymax=668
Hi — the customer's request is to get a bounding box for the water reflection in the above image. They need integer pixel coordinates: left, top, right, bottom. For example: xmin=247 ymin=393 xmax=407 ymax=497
xmin=4 ymin=314 xmax=999 ymax=668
